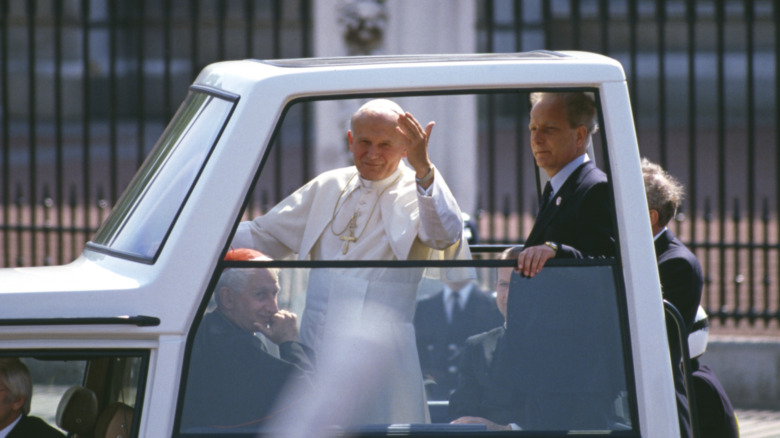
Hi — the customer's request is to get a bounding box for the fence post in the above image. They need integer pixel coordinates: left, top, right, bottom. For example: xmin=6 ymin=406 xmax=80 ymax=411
xmin=69 ymin=184 xmax=78 ymax=262
xmin=25 ymin=0 xmax=38 ymax=266
xmin=733 ymin=198 xmax=745 ymax=325
xmin=43 ymin=184 xmax=52 ymax=266
xmin=15 ymin=183 xmax=25 ymax=267
xmin=762 ymin=198 xmax=771 ymax=326
xmin=1 ymin=0 xmax=8 ymax=268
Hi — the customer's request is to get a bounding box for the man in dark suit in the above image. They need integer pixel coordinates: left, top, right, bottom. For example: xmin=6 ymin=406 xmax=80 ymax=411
xmin=691 ymin=360 xmax=739 ymax=438
xmin=0 ymin=358 xmax=64 ymax=438
xmin=181 ymin=249 xmax=315 ymax=430
xmin=516 ymin=92 xmax=616 ymax=277
xmin=643 ymin=159 xmax=739 ymax=438
xmin=642 ymin=158 xmax=702 ymax=330
xmin=686 ymin=308 xmax=740 ymax=438
xmin=413 ymin=279 xmax=504 ymax=400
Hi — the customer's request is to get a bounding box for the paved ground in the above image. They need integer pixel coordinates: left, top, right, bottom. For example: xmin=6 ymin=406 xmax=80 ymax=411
xmin=737 ymin=410 xmax=780 ymax=438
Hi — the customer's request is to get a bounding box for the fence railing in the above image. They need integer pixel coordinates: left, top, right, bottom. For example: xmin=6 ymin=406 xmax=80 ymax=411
xmin=1 ymin=0 xmax=311 ymax=267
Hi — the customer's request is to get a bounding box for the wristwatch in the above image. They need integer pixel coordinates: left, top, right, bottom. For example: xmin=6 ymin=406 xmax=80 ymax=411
xmin=544 ymin=241 xmax=558 ymax=255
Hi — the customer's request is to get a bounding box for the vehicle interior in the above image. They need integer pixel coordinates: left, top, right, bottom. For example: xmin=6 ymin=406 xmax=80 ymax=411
xmin=1 ymin=351 xmax=147 ymax=437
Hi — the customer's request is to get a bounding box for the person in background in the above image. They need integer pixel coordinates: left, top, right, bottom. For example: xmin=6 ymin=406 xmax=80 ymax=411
xmin=0 ymin=357 xmax=65 ymax=438
xmin=414 ymin=214 xmax=501 ymax=401
xmin=413 ymin=277 xmax=503 ymax=401
xmin=643 ymin=158 xmax=740 ymax=438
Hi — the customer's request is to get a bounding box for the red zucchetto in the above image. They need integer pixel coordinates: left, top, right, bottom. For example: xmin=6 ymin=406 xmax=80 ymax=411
xmin=224 ymin=248 xmax=271 ymax=262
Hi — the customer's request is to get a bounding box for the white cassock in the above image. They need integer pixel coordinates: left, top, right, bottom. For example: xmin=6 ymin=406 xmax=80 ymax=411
xmin=232 ymin=163 xmax=471 ymax=426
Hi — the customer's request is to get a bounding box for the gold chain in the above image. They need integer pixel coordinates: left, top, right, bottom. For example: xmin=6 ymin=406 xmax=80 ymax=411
xmin=329 ymin=171 xmax=402 ymax=242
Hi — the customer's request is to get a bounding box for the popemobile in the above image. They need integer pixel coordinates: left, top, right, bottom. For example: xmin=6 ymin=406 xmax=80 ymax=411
xmin=0 ymin=51 xmax=702 ymax=437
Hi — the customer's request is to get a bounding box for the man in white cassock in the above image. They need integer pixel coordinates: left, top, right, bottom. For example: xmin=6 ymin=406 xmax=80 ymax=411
xmin=231 ymin=99 xmax=470 ymax=426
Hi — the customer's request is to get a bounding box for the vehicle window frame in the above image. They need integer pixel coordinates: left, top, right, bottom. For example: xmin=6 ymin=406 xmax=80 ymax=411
xmin=176 ymin=88 xmax=638 ymax=436
xmin=1 ymin=349 xmax=150 ymax=438
xmin=87 ymin=85 xmax=239 ymax=264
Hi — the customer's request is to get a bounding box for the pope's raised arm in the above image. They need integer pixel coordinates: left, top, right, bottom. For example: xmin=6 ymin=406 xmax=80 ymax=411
xmin=397 ymin=111 xmax=435 ymax=188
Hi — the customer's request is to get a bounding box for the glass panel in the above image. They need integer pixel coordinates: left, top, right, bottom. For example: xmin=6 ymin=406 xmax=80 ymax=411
xmin=91 ymin=89 xmax=235 ymax=261
xmin=25 ymin=357 xmax=88 ymax=432
xmin=179 ymin=262 xmax=632 ymax=435
xmin=500 ymin=264 xmax=631 ymax=431
xmin=1 ymin=352 xmax=147 ymax=437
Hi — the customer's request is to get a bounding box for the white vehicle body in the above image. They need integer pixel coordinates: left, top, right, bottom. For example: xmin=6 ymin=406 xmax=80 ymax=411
xmin=0 ymin=51 xmax=679 ymax=437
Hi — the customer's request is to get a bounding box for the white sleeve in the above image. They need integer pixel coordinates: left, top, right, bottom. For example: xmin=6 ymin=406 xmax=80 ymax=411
xmin=416 ymin=167 xmax=464 ymax=249
xmin=230 ymin=183 xmax=315 ymax=260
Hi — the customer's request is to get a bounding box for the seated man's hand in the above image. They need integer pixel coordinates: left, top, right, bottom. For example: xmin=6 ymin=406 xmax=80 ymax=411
xmin=255 ymin=310 xmax=299 ymax=345
xmin=451 ymin=416 xmax=511 ymax=431
xmin=516 ymin=244 xmax=556 ymax=278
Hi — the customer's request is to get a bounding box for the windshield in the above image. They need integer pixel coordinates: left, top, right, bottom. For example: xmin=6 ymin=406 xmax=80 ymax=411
xmin=90 ymin=87 xmax=237 ymax=262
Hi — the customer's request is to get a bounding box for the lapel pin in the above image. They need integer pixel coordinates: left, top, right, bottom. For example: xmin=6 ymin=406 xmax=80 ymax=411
xmin=555 ymin=196 xmax=562 ymax=206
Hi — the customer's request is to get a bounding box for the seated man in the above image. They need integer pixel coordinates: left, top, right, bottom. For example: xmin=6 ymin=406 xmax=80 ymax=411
xmin=181 ymin=249 xmax=315 ymax=430
xmin=448 ymin=247 xmax=522 ymax=431
xmin=0 ymin=357 xmax=65 ymax=438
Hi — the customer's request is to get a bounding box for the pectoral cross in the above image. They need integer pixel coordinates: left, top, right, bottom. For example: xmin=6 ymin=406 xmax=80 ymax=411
xmin=340 ymin=213 xmax=359 ymax=254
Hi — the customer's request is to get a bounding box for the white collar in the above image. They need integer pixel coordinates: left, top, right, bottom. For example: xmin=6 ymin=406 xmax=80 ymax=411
xmin=443 ymin=282 xmax=473 ymax=305
xmin=653 ymin=226 xmax=668 ymax=241
xmin=0 ymin=414 xmax=22 ymax=438
xmin=357 ymin=166 xmax=403 ymax=192
xmin=549 ymin=153 xmax=589 ymax=195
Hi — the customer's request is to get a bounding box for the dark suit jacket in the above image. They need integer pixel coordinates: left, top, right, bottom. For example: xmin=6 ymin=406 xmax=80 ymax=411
xmin=655 ymin=228 xmax=703 ymax=331
xmin=7 ymin=415 xmax=65 ymax=438
xmin=413 ymin=286 xmax=503 ymax=400
xmin=448 ymin=327 xmax=517 ymax=425
xmin=655 ymin=228 xmax=703 ymax=438
xmin=181 ymin=311 xmax=316 ymax=430
xmin=691 ymin=359 xmax=739 ymax=438
xmin=525 ymin=161 xmax=616 ymax=259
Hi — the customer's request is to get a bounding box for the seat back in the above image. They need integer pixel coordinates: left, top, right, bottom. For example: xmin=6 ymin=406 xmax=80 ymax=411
xmin=94 ymin=402 xmax=134 ymax=438
xmin=56 ymin=385 xmax=98 ymax=435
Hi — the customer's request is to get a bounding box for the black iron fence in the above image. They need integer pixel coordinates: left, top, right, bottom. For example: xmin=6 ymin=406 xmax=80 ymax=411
xmin=474 ymin=0 xmax=780 ymax=329
xmin=1 ymin=0 xmax=311 ymax=266
xmin=2 ymin=0 xmax=779 ymax=329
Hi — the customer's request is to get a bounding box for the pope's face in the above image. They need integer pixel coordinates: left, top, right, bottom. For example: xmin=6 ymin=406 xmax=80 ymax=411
xmin=348 ymin=111 xmax=407 ymax=181
xmin=495 ymin=267 xmax=513 ymax=320
xmin=221 ymin=269 xmax=280 ymax=332
xmin=528 ymin=95 xmax=587 ymax=178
